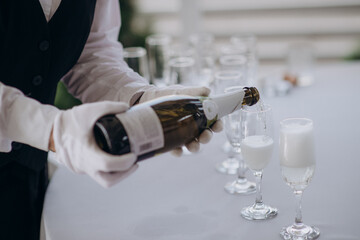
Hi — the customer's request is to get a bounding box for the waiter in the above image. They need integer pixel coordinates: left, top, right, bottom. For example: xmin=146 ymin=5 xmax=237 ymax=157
xmin=0 ymin=0 xmax=221 ymax=239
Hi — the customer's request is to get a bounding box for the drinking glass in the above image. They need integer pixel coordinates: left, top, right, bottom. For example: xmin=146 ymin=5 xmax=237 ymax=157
xmin=168 ymin=57 xmax=196 ymax=86
xmin=240 ymin=104 xmax=278 ymax=220
xmin=279 ymin=118 xmax=320 ymax=239
xmin=213 ymin=70 xmax=244 ymax=95
xmin=167 ymin=56 xmax=197 ymax=155
xmin=287 ymin=43 xmax=315 ymax=87
xmin=230 ymin=33 xmax=257 ymax=53
xmin=219 ymin=55 xmax=248 ymax=84
xmin=188 ymin=32 xmax=215 ymax=71
xmin=188 ymin=33 xmax=216 ymax=87
xmin=123 ymin=47 xmax=150 ymax=82
xmin=230 ymin=33 xmax=258 ymax=84
xmin=146 ymin=34 xmax=172 ymax=86
xmin=219 ymin=44 xmax=247 ymax=57
xmin=213 ymin=72 xmax=244 ymax=175
xmin=168 ymin=43 xmax=195 ymax=60
xmin=222 ymin=86 xmax=256 ymax=195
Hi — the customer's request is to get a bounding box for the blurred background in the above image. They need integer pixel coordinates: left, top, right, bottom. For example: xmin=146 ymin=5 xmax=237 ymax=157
xmin=120 ymin=0 xmax=360 ymax=63
xmin=55 ymin=0 xmax=360 ymax=109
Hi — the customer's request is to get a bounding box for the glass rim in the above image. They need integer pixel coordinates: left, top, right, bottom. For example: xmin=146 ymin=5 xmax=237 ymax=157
xmin=168 ymin=57 xmax=195 ymax=68
xmin=169 ymin=44 xmax=195 ymax=57
xmin=188 ymin=33 xmax=214 ymax=45
xmin=146 ymin=34 xmax=172 ymax=45
xmin=219 ymin=55 xmax=247 ymax=65
xmin=214 ymin=70 xmax=242 ymax=80
xmin=220 ymin=45 xmax=247 ymax=55
xmin=123 ymin=47 xmax=147 ymax=58
xmin=280 ymin=118 xmax=313 ymax=128
xmin=230 ymin=33 xmax=257 ymax=42
xmin=241 ymin=103 xmax=271 ymax=113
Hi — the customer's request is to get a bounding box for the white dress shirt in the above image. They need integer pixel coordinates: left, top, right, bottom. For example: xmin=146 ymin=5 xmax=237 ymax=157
xmin=0 ymin=0 xmax=150 ymax=152
xmin=39 ymin=0 xmax=61 ymax=21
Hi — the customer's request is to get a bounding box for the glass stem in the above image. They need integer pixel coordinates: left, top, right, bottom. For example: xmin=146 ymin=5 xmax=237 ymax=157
xmin=254 ymin=171 xmax=263 ymax=204
xmin=237 ymin=159 xmax=247 ymax=179
xmin=234 ymin=147 xmax=247 ymax=180
xmin=294 ymin=190 xmax=304 ymax=227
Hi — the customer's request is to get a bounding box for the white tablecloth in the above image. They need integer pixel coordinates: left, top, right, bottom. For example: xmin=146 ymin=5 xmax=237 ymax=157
xmin=43 ymin=62 xmax=360 ymax=240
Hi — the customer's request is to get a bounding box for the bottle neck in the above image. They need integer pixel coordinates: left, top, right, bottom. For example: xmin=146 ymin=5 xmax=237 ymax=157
xmin=202 ymin=89 xmax=246 ymax=121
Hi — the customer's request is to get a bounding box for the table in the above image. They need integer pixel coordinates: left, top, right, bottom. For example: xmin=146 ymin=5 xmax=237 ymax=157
xmin=43 ymin=62 xmax=360 ymax=240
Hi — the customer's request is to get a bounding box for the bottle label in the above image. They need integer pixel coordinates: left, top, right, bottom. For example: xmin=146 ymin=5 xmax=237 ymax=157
xmin=115 ymin=105 xmax=164 ymax=156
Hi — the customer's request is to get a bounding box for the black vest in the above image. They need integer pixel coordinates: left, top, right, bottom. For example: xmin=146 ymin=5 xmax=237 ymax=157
xmin=0 ymin=0 xmax=97 ymax=170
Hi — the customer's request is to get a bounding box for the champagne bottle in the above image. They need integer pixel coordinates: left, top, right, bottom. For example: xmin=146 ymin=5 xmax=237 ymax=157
xmin=93 ymin=87 xmax=259 ymax=161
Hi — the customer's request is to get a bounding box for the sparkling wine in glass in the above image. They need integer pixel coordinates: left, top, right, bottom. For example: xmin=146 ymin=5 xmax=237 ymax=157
xmin=279 ymin=118 xmax=320 ymax=239
xmin=240 ymin=103 xmax=278 ymax=220
xmin=223 ymin=95 xmax=256 ymax=194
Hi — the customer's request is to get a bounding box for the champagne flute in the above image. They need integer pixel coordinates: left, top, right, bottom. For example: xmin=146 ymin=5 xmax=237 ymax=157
xmin=123 ymin=47 xmax=150 ymax=82
xmin=167 ymin=57 xmax=196 ymax=86
xmin=146 ymin=34 xmax=172 ymax=87
xmin=230 ymin=33 xmax=258 ymax=84
xmin=188 ymin=33 xmax=215 ymax=88
xmin=223 ymin=86 xmax=256 ymax=194
xmin=214 ymin=71 xmax=244 ymax=175
xmin=219 ymin=55 xmax=248 ymax=84
xmin=240 ymin=104 xmax=278 ymax=220
xmin=167 ymin=56 xmax=197 ymax=155
xmin=279 ymin=118 xmax=320 ymax=239
xmin=230 ymin=33 xmax=257 ymax=54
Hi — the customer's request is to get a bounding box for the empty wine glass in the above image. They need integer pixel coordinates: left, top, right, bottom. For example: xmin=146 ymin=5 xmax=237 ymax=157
xmin=223 ymin=86 xmax=256 ymax=194
xmin=214 ymin=71 xmax=244 ymax=175
xmin=230 ymin=33 xmax=258 ymax=84
xmin=287 ymin=43 xmax=315 ymax=87
xmin=279 ymin=118 xmax=320 ymax=239
xmin=167 ymin=56 xmax=197 ymax=155
xmin=188 ymin=33 xmax=215 ymax=88
xmin=123 ymin=47 xmax=150 ymax=82
xmin=240 ymin=103 xmax=278 ymax=220
xmin=167 ymin=57 xmax=196 ymax=86
xmin=188 ymin=32 xmax=215 ymax=72
xmin=213 ymin=70 xmax=243 ymax=94
xmin=219 ymin=55 xmax=248 ymax=85
xmin=230 ymin=33 xmax=257 ymax=54
xmin=146 ymin=34 xmax=172 ymax=86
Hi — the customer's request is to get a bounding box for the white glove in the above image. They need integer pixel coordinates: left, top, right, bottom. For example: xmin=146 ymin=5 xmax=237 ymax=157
xmin=138 ymin=85 xmax=223 ymax=155
xmin=52 ymin=101 xmax=138 ymax=188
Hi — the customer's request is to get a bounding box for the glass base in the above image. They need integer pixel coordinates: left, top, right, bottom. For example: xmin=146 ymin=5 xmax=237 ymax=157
xmin=216 ymin=159 xmax=239 ymax=175
xmin=280 ymin=224 xmax=320 ymax=240
xmin=241 ymin=203 xmax=278 ymax=220
xmin=224 ymin=178 xmax=256 ymax=195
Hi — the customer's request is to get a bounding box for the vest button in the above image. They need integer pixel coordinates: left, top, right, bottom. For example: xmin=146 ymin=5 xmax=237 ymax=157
xmin=11 ymin=142 xmax=22 ymax=151
xmin=32 ymin=75 xmax=43 ymax=86
xmin=39 ymin=40 xmax=50 ymax=51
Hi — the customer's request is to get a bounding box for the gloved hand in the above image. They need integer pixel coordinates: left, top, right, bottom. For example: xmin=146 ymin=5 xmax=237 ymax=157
xmin=138 ymin=85 xmax=223 ymax=156
xmin=52 ymin=101 xmax=138 ymax=188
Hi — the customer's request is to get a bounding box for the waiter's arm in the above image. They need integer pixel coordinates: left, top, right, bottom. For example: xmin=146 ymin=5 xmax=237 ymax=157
xmin=61 ymin=0 xmax=150 ymax=106
xmin=0 ymin=82 xmax=58 ymax=152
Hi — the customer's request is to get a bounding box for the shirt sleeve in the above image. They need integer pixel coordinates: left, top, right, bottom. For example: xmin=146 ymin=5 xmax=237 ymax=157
xmin=61 ymin=0 xmax=151 ymax=106
xmin=0 ymin=82 xmax=60 ymax=152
